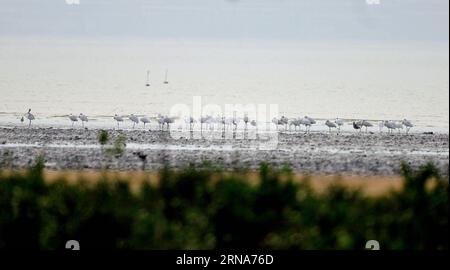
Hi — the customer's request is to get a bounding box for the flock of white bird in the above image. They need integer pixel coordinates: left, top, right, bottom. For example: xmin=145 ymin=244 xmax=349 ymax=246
xmin=21 ymin=109 xmax=414 ymax=134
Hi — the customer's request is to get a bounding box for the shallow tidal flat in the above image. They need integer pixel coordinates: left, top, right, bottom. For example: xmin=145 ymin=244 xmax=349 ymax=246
xmin=0 ymin=127 xmax=448 ymax=176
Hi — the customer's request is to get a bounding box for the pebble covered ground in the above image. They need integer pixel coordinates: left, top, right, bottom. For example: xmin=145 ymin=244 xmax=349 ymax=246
xmin=0 ymin=127 xmax=448 ymax=175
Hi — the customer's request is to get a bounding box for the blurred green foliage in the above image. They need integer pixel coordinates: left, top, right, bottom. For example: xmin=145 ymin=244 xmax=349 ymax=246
xmin=97 ymin=130 xmax=109 ymax=146
xmin=0 ymin=160 xmax=448 ymax=250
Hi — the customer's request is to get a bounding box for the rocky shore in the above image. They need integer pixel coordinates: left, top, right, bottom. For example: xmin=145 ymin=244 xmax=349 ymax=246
xmin=0 ymin=127 xmax=448 ymax=175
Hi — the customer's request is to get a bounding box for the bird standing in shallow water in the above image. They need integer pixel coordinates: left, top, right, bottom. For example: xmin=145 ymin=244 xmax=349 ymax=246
xmin=243 ymin=114 xmax=249 ymax=130
xmin=360 ymin=120 xmax=373 ymax=133
xmin=325 ymin=120 xmax=337 ymax=133
xmin=383 ymin=120 xmax=396 ymax=134
xmin=402 ymin=119 xmax=413 ymax=134
xmin=272 ymin=117 xmax=283 ymax=130
xmin=185 ymin=116 xmax=195 ymax=131
xmin=68 ymin=114 xmax=78 ymax=127
xmin=394 ymin=122 xmax=403 ymax=133
xmin=129 ymin=114 xmax=139 ymax=129
xmin=335 ymin=118 xmax=344 ymax=132
xmin=164 ymin=116 xmax=174 ymax=130
xmin=300 ymin=117 xmax=312 ymax=133
xmin=79 ymin=113 xmax=88 ymax=128
xmin=25 ymin=109 xmax=35 ymax=128
xmin=140 ymin=117 xmax=150 ymax=128
xmin=113 ymin=114 xmax=124 ymax=129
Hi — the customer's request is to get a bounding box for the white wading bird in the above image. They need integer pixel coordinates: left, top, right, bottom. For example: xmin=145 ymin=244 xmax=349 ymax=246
xmin=272 ymin=117 xmax=283 ymax=130
xmin=402 ymin=119 xmax=413 ymax=134
xmin=383 ymin=120 xmax=396 ymax=134
xmin=113 ymin=114 xmax=124 ymax=129
xmin=335 ymin=118 xmax=344 ymax=132
xmin=163 ymin=116 xmax=174 ymax=130
xmin=299 ymin=117 xmax=312 ymax=133
xmin=305 ymin=116 xmax=316 ymax=131
xmin=26 ymin=109 xmax=35 ymax=128
xmin=68 ymin=114 xmax=78 ymax=127
xmin=243 ymin=114 xmax=249 ymax=129
xmin=157 ymin=115 xmax=165 ymax=130
xmin=232 ymin=116 xmax=239 ymax=130
xmin=325 ymin=120 xmax=337 ymax=133
xmin=140 ymin=116 xmax=150 ymax=128
xmin=360 ymin=120 xmax=373 ymax=133
xmin=185 ymin=116 xmax=196 ymax=131
xmin=200 ymin=116 xmax=211 ymax=132
xmin=79 ymin=113 xmax=88 ymax=128
xmin=378 ymin=121 xmax=384 ymax=133
xmin=305 ymin=116 xmax=316 ymax=125
xmin=281 ymin=116 xmax=289 ymax=130
xmin=394 ymin=121 xmax=403 ymax=133
xmin=272 ymin=116 xmax=289 ymax=130
xmin=129 ymin=114 xmax=139 ymax=129
xmin=289 ymin=118 xmax=301 ymax=131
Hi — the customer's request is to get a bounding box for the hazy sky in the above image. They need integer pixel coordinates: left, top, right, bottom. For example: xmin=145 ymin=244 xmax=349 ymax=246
xmin=0 ymin=0 xmax=448 ymax=43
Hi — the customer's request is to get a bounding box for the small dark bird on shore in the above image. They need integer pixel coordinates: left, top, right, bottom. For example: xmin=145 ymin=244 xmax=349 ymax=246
xmin=353 ymin=121 xmax=362 ymax=131
xmin=134 ymin=151 xmax=148 ymax=170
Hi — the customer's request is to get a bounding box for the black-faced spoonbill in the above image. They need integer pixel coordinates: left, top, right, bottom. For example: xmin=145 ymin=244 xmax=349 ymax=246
xmin=383 ymin=121 xmax=396 ymax=134
xmin=289 ymin=118 xmax=301 ymax=131
xmin=157 ymin=115 xmax=165 ymax=130
xmin=325 ymin=120 xmax=337 ymax=133
xmin=335 ymin=118 xmax=344 ymax=132
xmin=394 ymin=122 xmax=403 ymax=133
xmin=272 ymin=117 xmax=283 ymax=130
xmin=243 ymin=114 xmax=249 ymax=129
xmin=26 ymin=109 xmax=35 ymax=128
xmin=299 ymin=117 xmax=312 ymax=133
xmin=378 ymin=121 xmax=384 ymax=133
xmin=200 ymin=116 xmax=210 ymax=133
xmin=114 ymin=114 xmax=124 ymax=129
xmin=305 ymin=116 xmax=316 ymax=124
xmin=281 ymin=116 xmax=289 ymax=130
xmin=402 ymin=119 xmax=413 ymax=133
xmin=232 ymin=116 xmax=239 ymax=131
xmin=185 ymin=116 xmax=196 ymax=131
xmin=164 ymin=116 xmax=174 ymax=130
xmin=360 ymin=120 xmax=373 ymax=132
xmin=68 ymin=114 xmax=78 ymax=127
xmin=129 ymin=114 xmax=139 ymax=129
xmin=140 ymin=117 xmax=150 ymax=128
xmin=79 ymin=113 xmax=88 ymax=128
xmin=305 ymin=116 xmax=316 ymax=132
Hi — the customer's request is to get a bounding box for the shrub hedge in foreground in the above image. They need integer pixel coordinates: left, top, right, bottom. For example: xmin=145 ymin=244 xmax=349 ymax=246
xmin=0 ymin=159 xmax=448 ymax=250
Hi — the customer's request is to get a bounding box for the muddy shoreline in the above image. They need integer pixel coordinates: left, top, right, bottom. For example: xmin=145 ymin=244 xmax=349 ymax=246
xmin=0 ymin=127 xmax=448 ymax=175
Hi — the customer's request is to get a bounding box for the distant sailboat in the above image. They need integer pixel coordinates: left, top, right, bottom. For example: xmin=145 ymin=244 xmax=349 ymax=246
xmin=163 ymin=69 xmax=169 ymax=84
xmin=145 ymin=70 xmax=150 ymax=87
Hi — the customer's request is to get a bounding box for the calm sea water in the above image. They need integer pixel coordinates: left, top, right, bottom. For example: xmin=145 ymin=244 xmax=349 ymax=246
xmin=0 ymin=38 xmax=448 ymax=132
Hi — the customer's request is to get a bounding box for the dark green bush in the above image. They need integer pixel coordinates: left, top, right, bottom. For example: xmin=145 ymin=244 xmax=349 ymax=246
xmin=0 ymin=160 xmax=448 ymax=250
